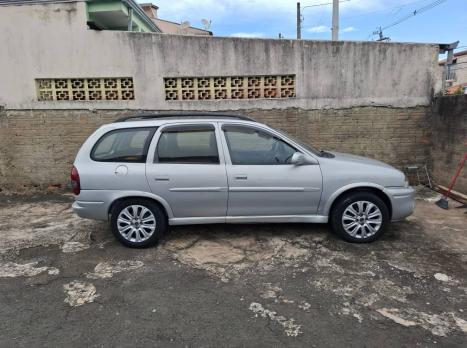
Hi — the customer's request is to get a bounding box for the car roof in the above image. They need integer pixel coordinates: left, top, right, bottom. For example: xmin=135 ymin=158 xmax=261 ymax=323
xmin=114 ymin=112 xmax=257 ymax=123
xmin=103 ymin=112 xmax=264 ymax=130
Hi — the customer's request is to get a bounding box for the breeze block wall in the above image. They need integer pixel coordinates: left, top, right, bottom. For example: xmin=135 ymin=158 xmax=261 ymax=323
xmin=0 ymin=2 xmax=441 ymax=111
xmin=0 ymin=107 xmax=432 ymax=192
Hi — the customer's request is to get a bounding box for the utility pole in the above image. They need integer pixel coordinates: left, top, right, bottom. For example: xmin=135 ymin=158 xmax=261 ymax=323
xmin=297 ymin=0 xmax=348 ymax=40
xmin=331 ymin=0 xmax=339 ymax=41
xmin=297 ymin=2 xmax=301 ymax=39
xmin=374 ymin=27 xmax=390 ymax=42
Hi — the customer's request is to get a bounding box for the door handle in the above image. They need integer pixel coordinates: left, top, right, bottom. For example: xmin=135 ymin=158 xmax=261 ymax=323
xmin=154 ymin=176 xmax=170 ymax=181
xmin=234 ymin=174 xmax=248 ymax=180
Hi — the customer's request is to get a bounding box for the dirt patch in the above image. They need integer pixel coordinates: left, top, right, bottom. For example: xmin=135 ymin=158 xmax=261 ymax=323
xmin=0 ymin=201 xmax=94 ymax=254
xmin=86 ymin=260 xmax=144 ymax=279
xmin=61 ymin=241 xmax=90 ymax=253
xmin=249 ymin=302 xmax=302 ymax=337
xmin=63 ymin=281 xmax=99 ymax=307
xmin=377 ymin=308 xmax=467 ymax=337
xmin=163 ymin=229 xmax=323 ymax=282
xmin=0 ymin=261 xmax=59 ymax=277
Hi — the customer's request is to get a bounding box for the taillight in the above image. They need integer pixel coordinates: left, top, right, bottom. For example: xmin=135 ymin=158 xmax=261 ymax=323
xmin=71 ymin=166 xmax=80 ymax=195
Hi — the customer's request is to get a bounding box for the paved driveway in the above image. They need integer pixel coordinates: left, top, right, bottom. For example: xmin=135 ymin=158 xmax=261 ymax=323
xmin=0 ymin=189 xmax=466 ymax=347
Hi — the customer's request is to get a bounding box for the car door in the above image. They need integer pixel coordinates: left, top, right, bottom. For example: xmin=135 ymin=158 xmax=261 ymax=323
xmin=146 ymin=123 xmax=228 ymax=219
xmin=220 ymin=123 xmax=322 ymax=216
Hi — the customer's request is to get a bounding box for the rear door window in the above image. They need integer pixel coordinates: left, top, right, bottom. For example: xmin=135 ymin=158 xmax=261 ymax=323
xmin=91 ymin=127 xmax=156 ymax=162
xmin=155 ymin=124 xmax=219 ymax=164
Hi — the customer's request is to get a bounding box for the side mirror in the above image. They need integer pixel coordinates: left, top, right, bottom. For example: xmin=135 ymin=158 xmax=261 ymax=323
xmin=291 ymin=152 xmax=318 ymax=166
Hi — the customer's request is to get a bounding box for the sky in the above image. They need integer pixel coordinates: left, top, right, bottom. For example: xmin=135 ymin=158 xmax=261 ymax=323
xmin=142 ymin=0 xmax=467 ymax=53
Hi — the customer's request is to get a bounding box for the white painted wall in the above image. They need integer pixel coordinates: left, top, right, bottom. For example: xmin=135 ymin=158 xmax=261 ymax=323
xmin=0 ymin=2 xmax=441 ymax=110
xmin=453 ymin=54 xmax=467 ymax=86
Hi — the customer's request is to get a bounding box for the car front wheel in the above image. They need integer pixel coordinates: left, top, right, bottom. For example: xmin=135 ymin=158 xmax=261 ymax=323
xmin=110 ymin=199 xmax=167 ymax=248
xmin=330 ymin=191 xmax=389 ymax=243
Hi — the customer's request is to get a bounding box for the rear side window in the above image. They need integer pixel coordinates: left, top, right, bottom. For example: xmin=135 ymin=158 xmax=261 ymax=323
xmin=155 ymin=124 xmax=219 ymax=164
xmin=91 ymin=127 xmax=156 ymax=162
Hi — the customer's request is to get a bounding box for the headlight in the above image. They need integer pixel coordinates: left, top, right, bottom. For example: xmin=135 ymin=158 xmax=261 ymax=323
xmin=404 ymin=177 xmax=409 ymax=188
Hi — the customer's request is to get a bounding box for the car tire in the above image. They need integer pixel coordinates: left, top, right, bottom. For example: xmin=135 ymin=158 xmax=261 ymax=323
xmin=330 ymin=191 xmax=389 ymax=243
xmin=110 ymin=198 xmax=167 ymax=248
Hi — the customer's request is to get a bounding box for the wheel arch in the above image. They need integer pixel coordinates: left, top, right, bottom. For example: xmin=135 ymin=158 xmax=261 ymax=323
xmin=107 ymin=192 xmax=173 ymax=220
xmin=325 ymin=184 xmax=393 ymax=219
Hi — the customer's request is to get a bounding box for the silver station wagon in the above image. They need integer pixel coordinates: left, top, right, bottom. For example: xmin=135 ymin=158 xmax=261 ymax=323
xmin=72 ymin=113 xmax=415 ymax=247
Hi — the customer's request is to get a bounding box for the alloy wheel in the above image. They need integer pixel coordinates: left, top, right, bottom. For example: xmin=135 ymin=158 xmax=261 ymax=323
xmin=341 ymin=201 xmax=382 ymax=239
xmin=117 ymin=205 xmax=157 ymax=243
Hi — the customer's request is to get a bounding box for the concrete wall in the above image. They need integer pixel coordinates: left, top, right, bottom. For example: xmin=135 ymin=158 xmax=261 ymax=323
xmin=0 ymin=107 xmax=432 ymax=191
xmin=431 ymin=96 xmax=467 ymax=194
xmin=0 ymin=2 xmax=441 ymax=111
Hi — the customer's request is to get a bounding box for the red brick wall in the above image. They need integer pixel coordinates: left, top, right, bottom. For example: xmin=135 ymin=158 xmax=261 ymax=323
xmin=0 ymin=107 xmax=432 ymax=192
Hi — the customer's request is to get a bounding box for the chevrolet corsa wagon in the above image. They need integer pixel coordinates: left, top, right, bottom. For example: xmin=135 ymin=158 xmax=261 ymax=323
xmin=71 ymin=113 xmax=415 ymax=248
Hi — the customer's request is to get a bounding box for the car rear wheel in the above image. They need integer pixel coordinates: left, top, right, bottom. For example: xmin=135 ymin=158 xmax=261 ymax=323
xmin=330 ymin=191 xmax=389 ymax=243
xmin=110 ymin=199 xmax=167 ymax=248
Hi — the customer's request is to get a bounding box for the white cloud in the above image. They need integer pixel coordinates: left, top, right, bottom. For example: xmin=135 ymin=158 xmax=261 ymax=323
xmin=141 ymin=0 xmax=409 ymax=37
xmin=307 ymin=25 xmax=329 ymax=33
xmin=230 ymin=32 xmax=266 ymax=38
xmin=143 ymin=0 xmax=406 ymax=20
xmin=306 ymin=25 xmax=357 ymax=34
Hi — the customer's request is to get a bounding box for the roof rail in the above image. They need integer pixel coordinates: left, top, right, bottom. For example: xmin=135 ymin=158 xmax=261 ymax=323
xmin=115 ymin=112 xmax=257 ymax=123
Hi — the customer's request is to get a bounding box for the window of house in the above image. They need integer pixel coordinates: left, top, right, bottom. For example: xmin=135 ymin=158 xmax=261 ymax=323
xmin=91 ymin=128 xmax=155 ymax=162
xmin=223 ymin=125 xmax=297 ymax=165
xmin=155 ymin=125 xmax=219 ymax=164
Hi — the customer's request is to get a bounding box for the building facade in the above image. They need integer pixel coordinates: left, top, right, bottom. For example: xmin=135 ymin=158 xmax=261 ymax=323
xmin=439 ymin=49 xmax=467 ymax=94
xmin=140 ymin=3 xmax=212 ymax=36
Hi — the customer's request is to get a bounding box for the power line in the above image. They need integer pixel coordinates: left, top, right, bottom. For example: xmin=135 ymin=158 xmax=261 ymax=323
xmin=342 ymin=0 xmax=431 ymax=21
xmin=368 ymin=0 xmax=449 ymax=41
xmin=301 ymin=0 xmax=350 ymax=10
xmin=381 ymin=0 xmax=448 ymax=31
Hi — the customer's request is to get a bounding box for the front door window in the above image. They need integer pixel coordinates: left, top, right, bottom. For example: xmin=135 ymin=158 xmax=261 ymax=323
xmin=223 ymin=125 xmax=296 ymax=165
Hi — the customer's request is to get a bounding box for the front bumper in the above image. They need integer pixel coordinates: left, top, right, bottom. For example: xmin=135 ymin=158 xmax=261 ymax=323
xmin=384 ymin=186 xmax=415 ymax=221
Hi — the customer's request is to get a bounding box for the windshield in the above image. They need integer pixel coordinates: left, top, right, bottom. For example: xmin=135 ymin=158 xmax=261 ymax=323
xmin=275 ymin=129 xmax=321 ymax=156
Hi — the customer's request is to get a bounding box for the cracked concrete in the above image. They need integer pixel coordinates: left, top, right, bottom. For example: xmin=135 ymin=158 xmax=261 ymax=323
xmin=0 ymin=188 xmax=466 ymax=346
xmin=0 ymin=261 xmax=59 ymax=278
xmin=0 ymin=195 xmax=94 ymax=254
xmin=61 ymin=241 xmax=89 ymax=253
xmin=86 ymin=260 xmax=144 ymax=279
xmin=63 ymin=281 xmax=99 ymax=307
xmin=249 ymin=302 xmax=302 ymax=337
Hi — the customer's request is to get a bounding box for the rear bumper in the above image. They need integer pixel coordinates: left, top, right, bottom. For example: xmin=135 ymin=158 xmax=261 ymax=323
xmin=384 ymin=186 xmax=415 ymax=221
xmin=72 ymin=200 xmax=108 ymax=220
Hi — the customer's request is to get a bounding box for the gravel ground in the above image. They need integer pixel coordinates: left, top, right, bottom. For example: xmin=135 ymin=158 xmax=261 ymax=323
xmin=0 ymin=188 xmax=466 ymax=347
